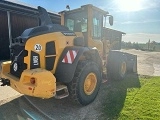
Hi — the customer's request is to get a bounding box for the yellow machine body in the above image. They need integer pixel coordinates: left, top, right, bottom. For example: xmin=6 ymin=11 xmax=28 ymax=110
xmin=1 ymin=61 xmax=56 ymax=98
xmin=0 ymin=4 xmax=110 ymax=99
xmin=0 ymin=31 xmax=76 ymax=98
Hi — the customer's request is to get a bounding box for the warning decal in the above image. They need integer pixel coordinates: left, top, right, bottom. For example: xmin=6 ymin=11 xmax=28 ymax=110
xmin=62 ymin=50 xmax=78 ymax=64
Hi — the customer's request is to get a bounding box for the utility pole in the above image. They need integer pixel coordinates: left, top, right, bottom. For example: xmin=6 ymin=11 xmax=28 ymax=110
xmin=148 ymin=39 xmax=150 ymax=50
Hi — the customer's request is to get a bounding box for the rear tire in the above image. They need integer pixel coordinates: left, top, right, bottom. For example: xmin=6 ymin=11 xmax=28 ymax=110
xmin=68 ymin=61 xmax=102 ymax=105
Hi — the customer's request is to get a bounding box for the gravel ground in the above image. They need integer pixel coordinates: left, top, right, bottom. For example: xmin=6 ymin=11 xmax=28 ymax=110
xmin=0 ymin=49 xmax=160 ymax=120
xmin=121 ymin=49 xmax=160 ymax=76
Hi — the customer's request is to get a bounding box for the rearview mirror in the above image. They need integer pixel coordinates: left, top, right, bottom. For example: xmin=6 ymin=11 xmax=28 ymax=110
xmin=109 ymin=16 xmax=113 ymax=26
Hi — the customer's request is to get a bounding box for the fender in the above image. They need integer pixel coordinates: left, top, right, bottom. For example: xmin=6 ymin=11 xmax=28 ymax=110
xmin=55 ymin=46 xmax=102 ymax=83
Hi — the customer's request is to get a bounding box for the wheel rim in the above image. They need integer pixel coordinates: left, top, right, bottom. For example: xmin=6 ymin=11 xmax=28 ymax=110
xmin=84 ymin=73 xmax=97 ymax=95
xmin=121 ymin=62 xmax=127 ymax=76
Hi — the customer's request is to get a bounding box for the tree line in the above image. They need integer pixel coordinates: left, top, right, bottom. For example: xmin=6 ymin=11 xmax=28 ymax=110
xmin=121 ymin=40 xmax=160 ymax=51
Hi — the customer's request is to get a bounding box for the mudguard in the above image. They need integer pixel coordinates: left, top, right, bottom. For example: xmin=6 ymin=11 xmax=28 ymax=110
xmin=55 ymin=46 xmax=102 ymax=83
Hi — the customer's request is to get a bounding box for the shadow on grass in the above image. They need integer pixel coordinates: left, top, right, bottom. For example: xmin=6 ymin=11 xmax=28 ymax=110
xmin=102 ymin=73 xmax=140 ymax=120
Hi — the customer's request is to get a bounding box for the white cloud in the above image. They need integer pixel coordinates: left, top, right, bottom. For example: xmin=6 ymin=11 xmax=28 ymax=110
xmin=122 ymin=33 xmax=160 ymax=43
xmin=145 ymin=0 xmax=160 ymax=9
xmin=4 ymin=0 xmax=20 ymax=3
xmin=100 ymin=0 xmax=160 ymax=13
xmin=121 ymin=19 xmax=160 ymax=24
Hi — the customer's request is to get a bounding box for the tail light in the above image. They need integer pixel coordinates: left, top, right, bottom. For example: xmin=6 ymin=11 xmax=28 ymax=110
xmin=30 ymin=77 xmax=36 ymax=84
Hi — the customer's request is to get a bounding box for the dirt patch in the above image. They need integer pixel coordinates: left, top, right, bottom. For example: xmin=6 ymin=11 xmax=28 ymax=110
xmin=0 ymin=61 xmax=22 ymax=105
xmin=121 ymin=49 xmax=160 ymax=76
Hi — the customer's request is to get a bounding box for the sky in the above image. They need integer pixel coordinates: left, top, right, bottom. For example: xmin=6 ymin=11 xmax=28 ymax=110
xmin=6 ymin=0 xmax=160 ymax=43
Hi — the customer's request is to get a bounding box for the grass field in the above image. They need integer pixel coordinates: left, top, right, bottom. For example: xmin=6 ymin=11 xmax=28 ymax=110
xmin=102 ymin=75 xmax=160 ymax=120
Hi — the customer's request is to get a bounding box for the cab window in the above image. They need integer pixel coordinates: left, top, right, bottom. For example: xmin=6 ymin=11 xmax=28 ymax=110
xmin=65 ymin=11 xmax=87 ymax=32
xmin=92 ymin=11 xmax=103 ymax=39
xmin=66 ymin=19 xmax=74 ymax=31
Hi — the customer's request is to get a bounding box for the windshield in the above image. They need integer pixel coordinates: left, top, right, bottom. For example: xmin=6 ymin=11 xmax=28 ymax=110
xmin=64 ymin=11 xmax=87 ymax=32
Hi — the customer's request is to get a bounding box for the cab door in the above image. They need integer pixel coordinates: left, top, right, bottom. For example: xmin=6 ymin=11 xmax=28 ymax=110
xmin=88 ymin=8 xmax=104 ymax=57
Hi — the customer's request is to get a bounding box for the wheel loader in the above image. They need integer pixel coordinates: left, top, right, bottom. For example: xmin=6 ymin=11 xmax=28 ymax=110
xmin=0 ymin=4 xmax=137 ymax=105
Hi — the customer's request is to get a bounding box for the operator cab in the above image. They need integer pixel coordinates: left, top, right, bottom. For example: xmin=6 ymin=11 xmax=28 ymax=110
xmin=60 ymin=4 xmax=113 ymax=54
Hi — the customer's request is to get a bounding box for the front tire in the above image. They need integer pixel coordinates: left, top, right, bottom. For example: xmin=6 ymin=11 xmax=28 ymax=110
xmin=107 ymin=52 xmax=127 ymax=81
xmin=68 ymin=61 xmax=102 ymax=106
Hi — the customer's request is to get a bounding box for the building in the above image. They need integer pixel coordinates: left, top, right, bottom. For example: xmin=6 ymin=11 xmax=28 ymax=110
xmin=103 ymin=27 xmax=126 ymax=50
xmin=0 ymin=1 xmax=60 ymax=60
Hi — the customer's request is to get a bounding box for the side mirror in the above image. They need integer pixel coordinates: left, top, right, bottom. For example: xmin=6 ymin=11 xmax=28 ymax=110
xmin=109 ymin=16 xmax=113 ymax=26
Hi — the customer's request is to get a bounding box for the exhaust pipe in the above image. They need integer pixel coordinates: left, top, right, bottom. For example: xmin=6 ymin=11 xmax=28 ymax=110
xmin=0 ymin=78 xmax=10 ymax=86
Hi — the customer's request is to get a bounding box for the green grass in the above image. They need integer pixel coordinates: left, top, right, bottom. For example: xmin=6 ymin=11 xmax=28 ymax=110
xmin=102 ymin=75 xmax=160 ymax=120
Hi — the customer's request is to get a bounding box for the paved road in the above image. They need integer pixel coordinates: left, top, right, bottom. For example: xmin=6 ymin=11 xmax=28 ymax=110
xmin=0 ymin=49 xmax=160 ymax=119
